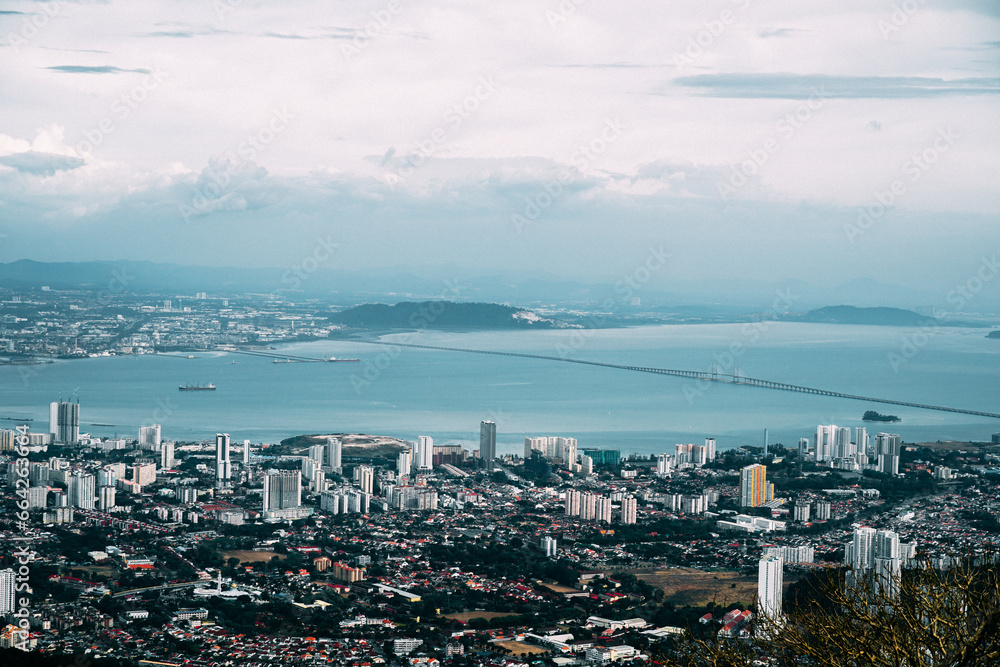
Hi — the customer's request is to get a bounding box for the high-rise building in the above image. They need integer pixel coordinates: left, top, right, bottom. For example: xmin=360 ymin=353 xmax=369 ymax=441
xmin=704 ymin=437 xmax=716 ymax=461
xmin=620 ymin=496 xmax=637 ymax=524
xmin=757 ymin=554 xmax=784 ymax=624
xmin=691 ymin=444 xmax=707 ymax=466
xmin=132 ymin=463 xmax=156 ymax=487
xmin=67 ymin=471 xmax=95 ymax=509
xmin=97 ymin=466 xmax=118 ymax=487
xmin=48 ymin=402 xmax=58 ymax=440
xmin=479 ymin=421 xmax=496 ymax=469
xmin=798 ymin=437 xmax=810 ymax=458
xmin=242 ymin=439 xmax=251 ymax=465
xmin=793 ymin=501 xmax=811 ymax=522
xmin=815 ymin=425 xmax=836 ymax=462
xmin=138 ymin=424 xmax=161 ymax=447
xmin=50 ymin=401 xmax=80 ymax=445
xmin=580 ymin=492 xmax=598 ymax=520
xmin=356 ymin=465 xmax=374 ymax=495
xmin=814 ymin=501 xmax=832 ymax=520
xmin=875 ymin=433 xmax=901 ymax=475
xmin=875 ymin=529 xmax=900 ymax=560
xmin=325 ymin=437 xmax=343 ymax=474
xmin=655 ymin=453 xmax=672 ymax=477
xmin=854 ymin=427 xmax=869 ymax=454
xmin=847 ymin=526 xmax=877 ymax=571
xmin=308 ymin=444 xmax=325 ymax=466
xmin=595 ymin=496 xmax=613 ymax=523
xmin=27 ymin=486 xmax=47 ymax=509
xmin=740 ymin=464 xmax=768 ymax=507
xmin=558 ymin=437 xmax=577 ymax=467
xmin=215 ymin=434 xmax=232 ymax=485
xmin=565 ymin=489 xmax=582 ymax=516
xmin=159 ymin=442 xmax=174 ymax=469
xmin=541 ymin=536 xmax=558 ymax=557
xmin=98 ymin=485 xmax=116 ymax=511
xmin=845 ymin=526 xmax=904 ymax=599
xmin=0 ymin=569 xmax=16 ymax=614
xmin=397 ymin=450 xmax=412 ymax=477
xmin=675 ymin=443 xmax=691 ymax=466
xmin=262 ymin=470 xmax=301 ymax=512
xmin=416 ymin=436 xmax=434 ymax=471
xmin=835 ymin=427 xmax=853 ymax=458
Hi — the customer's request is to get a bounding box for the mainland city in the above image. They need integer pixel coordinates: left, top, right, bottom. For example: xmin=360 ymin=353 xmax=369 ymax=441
xmin=2 ymin=2 xmax=999 ymax=667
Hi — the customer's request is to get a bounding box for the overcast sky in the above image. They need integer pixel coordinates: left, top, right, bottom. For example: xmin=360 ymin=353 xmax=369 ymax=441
xmin=0 ymin=0 xmax=997 ymax=293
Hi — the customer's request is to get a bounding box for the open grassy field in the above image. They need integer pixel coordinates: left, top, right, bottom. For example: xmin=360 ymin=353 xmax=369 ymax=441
xmin=443 ymin=611 xmax=516 ymax=622
xmin=73 ymin=565 xmax=115 ymax=579
xmin=629 ymin=567 xmax=796 ymax=608
xmin=221 ymin=550 xmax=286 ymax=563
xmin=494 ymin=641 xmax=550 ymax=655
xmin=540 ymin=583 xmax=579 ymax=594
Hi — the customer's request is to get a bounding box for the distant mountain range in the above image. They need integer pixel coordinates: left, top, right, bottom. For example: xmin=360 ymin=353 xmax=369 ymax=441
xmin=0 ymin=259 xmax=996 ymax=319
xmin=791 ymin=306 xmax=941 ymax=327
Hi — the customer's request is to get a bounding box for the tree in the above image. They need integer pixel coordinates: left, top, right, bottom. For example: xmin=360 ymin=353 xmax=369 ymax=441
xmin=660 ymin=553 xmax=1000 ymax=666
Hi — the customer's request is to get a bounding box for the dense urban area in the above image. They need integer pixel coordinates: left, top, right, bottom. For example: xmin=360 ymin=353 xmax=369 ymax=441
xmin=3 ymin=398 xmax=1000 ymax=666
xmin=0 ymin=284 xmax=361 ymax=362
xmin=3 ymin=287 xmax=1000 ymax=666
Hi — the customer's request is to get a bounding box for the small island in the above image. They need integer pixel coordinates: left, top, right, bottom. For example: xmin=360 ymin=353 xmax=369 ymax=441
xmin=863 ymin=410 xmax=901 ymax=423
xmin=987 ymin=330 xmax=1000 ymax=339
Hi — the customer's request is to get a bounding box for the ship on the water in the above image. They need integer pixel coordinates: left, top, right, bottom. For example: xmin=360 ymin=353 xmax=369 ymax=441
xmin=179 ymin=383 xmax=216 ymax=391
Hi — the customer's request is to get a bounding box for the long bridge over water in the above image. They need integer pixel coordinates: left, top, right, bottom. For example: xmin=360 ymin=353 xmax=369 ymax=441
xmin=357 ymin=339 xmax=1000 ymax=420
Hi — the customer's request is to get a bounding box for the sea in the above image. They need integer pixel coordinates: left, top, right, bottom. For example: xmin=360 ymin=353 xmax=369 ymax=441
xmin=2 ymin=322 xmax=997 ymax=456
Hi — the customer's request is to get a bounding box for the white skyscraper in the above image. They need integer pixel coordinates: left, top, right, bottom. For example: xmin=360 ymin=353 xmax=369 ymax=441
xmin=67 ymin=471 xmax=95 ymax=510
xmin=138 ymin=424 xmax=162 ymax=447
xmin=243 ymin=439 xmax=251 ymax=465
xmin=757 ymin=554 xmax=784 ymax=625
xmin=595 ymin=496 xmax=612 ymax=523
xmin=848 ymin=526 xmax=877 ymax=571
xmin=620 ymin=496 xmax=637 ymax=524
xmin=480 ymin=421 xmax=496 ymax=469
xmin=356 ymin=465 xmax=374 ymax=495
xmin=0 ymin=568 xmax=16 ymax=614
xmin=854 ymin=427 xmax=869 ymax=454
xmin=159 ymin=442 xmax=174 ymax=469
xmin=326 ymin=437 xmax=343 ymax=474
xmin=416 ymin=436 xmax=434 ymax=471
xmin=309 ymin=443 xmax=325 ymax=465
xmin=704 ymin=438 xmax=716 ymax=462
xmin=48 ymin=402 xmax=59 ymax=440
xmin=875 ymin=433 xmax=901 ymax=475
xmin=98 ymin=485 xmax=116 ymax=511
xmin=397 ymin=450 xmax=412 ymax=477
xmin=262 ymin=470 xmax=301 ymax=511
xmin=815 ymin=425 xmax=836 ymax=462
xmin=565 ymin=489 xmax=582 ymax=516
xmin=215 ymin=433 xmax=232 ymax=485
xmin=541 ymin=536 xmax=557 ymax=557
xmin=558 ymin=437 xmax=577 ymax=467
xmin=835 ymin=427 xmax=853 ymax=458
xmin=656 ymin=453 xmax=672 ymax=477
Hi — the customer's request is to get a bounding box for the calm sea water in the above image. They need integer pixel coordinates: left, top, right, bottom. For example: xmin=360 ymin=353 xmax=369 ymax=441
xmin=2 ymin=323 xmax=997 ymax=455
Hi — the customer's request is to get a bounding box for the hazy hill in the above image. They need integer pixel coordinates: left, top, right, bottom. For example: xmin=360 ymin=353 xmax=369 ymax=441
xmin=329 ymin=301 xmax=557 ymax=329
xmin=793 ymin=306 xmax=939 ymax=326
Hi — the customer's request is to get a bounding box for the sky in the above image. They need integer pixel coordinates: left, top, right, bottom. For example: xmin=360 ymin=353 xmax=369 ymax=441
xmin=0 ymin=0 xmax=998 ymax=299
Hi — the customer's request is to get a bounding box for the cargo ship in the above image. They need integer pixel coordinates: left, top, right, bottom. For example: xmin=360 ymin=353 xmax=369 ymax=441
xmin=179 ymin=383 xmax=216 ymax=391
